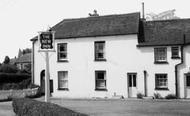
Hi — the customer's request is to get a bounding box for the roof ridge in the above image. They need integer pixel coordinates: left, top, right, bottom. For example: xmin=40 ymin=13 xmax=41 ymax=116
xmin=62 ymin=12 xmax=140 ymax=22
xmin=145 ymin=18 xmax=190 ymax=23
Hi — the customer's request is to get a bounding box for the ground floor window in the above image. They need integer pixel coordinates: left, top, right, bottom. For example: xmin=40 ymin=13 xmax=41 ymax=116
xmin=58 ymin=71 xmax=68 ymax=90
xmin=155 ymin=74 xmax=168 ymax=90
xmin=95 ymin=71 xmax=107 ymax=91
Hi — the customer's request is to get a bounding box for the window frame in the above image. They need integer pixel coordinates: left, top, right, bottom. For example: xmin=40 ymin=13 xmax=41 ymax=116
xmin=95 ymin=70 xmax=107 ymax=91
xmin=58 ymin=71 xmax=69 ymax=90
xmin=57 ymin=43 xmax=68 ymax=62
xmin=94 ymin=41 xmax=106 ymax=61
xmin=154 ymin=47 xmax=168 ymax=64
xmin=171 ymin=46 xmax=180 ymax=59
xmin=155 ymin=74 xmax=168 ymax=90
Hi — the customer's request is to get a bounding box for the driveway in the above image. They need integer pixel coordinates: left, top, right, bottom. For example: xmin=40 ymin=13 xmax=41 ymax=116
xmin=1 ymin=98 xmax=190 ymax=116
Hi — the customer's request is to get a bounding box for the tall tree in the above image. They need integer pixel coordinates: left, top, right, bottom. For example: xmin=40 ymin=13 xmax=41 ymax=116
xmin=3 ymin=56 xmax=10 ymax=64
xmin=18 ymin=49 xmax=22 ymax=58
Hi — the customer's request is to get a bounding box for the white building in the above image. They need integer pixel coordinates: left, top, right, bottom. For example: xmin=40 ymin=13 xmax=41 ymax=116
xmin=31 ymin=12 xmax=190 ymax=98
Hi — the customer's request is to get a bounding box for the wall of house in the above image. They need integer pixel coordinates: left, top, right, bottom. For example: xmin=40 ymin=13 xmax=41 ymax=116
xmin=33 ymin=35 xmax=181 ymax=98
xmin=178 ymin=45 xmax=190 ymax=98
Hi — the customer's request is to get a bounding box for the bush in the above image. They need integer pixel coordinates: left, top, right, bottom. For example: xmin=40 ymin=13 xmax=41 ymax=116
xmin=18 ymin=78 xmax=31 ymax=89
xmin=153 ymin=93 xmax=163 ymax=99
xmin=0 ymin=73 xmax=30 ymax=84
xmin=12 ymin=98 xmax=88 ymax=116
xmin=25 ymin=85 xmax=43 ymax=98
xmin=0 ymin=78 xmax=31 ymax=90
xmin=137 ymin=93 xmax=144 ymax=99
xmin=27 ymin=83 xmax=40 ymax=89
xmin=0 ymin=64 xmax=18 ymax=73
xmin=2 ymin=83 xmax=20 ymax=90
xmin=165 ymin=94 xmax=177 ymax=99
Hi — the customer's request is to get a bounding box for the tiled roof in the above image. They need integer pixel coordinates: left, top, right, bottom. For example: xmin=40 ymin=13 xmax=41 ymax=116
xmin=31 ymin=12 xmax=140 ymax=41
xmin=138 ymin=19 xmax=190 ymax=47
xmin=15 ymin=53 xmax=31 ymax=63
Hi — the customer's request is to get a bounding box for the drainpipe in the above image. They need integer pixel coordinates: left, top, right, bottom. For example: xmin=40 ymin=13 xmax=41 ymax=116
xmin=175 ymin=34 xmax=185 ymax=98
xmin=31 ymin=41 xmax=35 ymax=84
xmin=144 ymin=70 xmax=147 ymax=97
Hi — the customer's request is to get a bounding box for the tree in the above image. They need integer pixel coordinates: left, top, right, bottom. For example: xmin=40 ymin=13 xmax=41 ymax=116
xmin=3 ymin=56 xmax=10 ymax=64
xmin=18 ymin=49 xmax=22 ymax=58
xmin=22 ymin=48 xmax=31 ymax=55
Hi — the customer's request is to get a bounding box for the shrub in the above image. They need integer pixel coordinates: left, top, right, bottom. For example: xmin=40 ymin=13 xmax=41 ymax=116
xmin=12 ymin=98 xmax=88 ymax=116
xmin=18 ymin=78 xmax=31 ymax=89
xmin=0 ymin=64 xmax=18 ymax=73
xmin=165 ymin=94 xmax=177 ymax=99
xmin=153 ymin=93 xmax=163 ymax=99
xmin=25 ymin=86 xmax=43 ymax=98
xmin=0 ymin=73 xmax=30 ymax=84
xmin=137 ymin=93 xmax=144 ymax=99
xmin=27 ymin=83 xmax=40 ymax=89
xmin=2 ymin=83 xmax=20 ymax=90
xmin=0 ymin=78 xmax=32 ymax=90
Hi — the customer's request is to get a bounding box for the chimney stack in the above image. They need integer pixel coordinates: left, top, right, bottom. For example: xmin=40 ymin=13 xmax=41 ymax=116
xmin=142 ymin=2 xmax=145 ymax=19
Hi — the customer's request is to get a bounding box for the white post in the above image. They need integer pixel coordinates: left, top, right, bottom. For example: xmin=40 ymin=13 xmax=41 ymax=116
xmin=45 ymin=52 xmax=50 ymax=102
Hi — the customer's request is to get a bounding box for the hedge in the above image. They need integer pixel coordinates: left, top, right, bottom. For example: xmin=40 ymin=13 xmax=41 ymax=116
xmin=0 ymin=78 xmax=32 ymax=90
xmin=0 ymin=73 xmax=30 ymax=84
xmin=12 ymin=98 xmax=88 ymax=116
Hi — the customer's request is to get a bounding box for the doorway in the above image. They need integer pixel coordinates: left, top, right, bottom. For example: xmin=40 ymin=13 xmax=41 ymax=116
xmin=40 ymin=70 xmax=53 ymax=95
xmin=40 ymin=70 xmax=45 ymax=94
xmin=185 ymin=74 xmax=190 ymax=98
xmin=128 ymin=73 xmax=137 ymax=98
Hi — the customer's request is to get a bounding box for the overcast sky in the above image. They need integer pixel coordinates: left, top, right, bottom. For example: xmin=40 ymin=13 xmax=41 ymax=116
xmin=0 ymin=0 xmax=189 ymax=62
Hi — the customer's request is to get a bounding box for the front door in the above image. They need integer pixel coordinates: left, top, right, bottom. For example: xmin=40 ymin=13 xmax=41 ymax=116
xmin=40 ymin=70 xmax=45 ymax=94
xmin=185 ymin=74 xmax=190 ymax=98
xmin=128 ymin=73 xmax=137 ymax=98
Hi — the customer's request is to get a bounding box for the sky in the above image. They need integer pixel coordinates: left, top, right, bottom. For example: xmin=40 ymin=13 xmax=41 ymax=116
xmin=0 ymin=0 xmax=189 ymax=62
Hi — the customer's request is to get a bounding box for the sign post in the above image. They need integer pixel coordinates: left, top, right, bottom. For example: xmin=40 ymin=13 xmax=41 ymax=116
xmin=38 ymin=31 xmax=55 ymax=102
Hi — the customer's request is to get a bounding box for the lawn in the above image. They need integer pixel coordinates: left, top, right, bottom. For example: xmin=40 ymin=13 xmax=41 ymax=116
xmin=1 ymin=98 xmax=190 ymax=116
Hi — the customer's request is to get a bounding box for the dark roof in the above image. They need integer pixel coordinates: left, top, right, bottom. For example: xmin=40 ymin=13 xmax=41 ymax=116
xmin=15 ymin=53 xmax=31 ymax=63
xmin=31 ymin=12 xmax=140 ymax=41
xmin=138 ymin=19 xmax=190 ymax=47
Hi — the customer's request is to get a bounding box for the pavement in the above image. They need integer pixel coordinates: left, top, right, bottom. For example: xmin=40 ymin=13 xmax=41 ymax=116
xmin=0 ymin=101 xmax=14 ymax=116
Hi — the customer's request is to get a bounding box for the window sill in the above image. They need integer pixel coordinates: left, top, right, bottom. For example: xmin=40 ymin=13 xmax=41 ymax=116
xmin=171 ymin=57 xmax=180 ymax=59
xmin=155 ymin=88 xmax=169 ymax=91
xmin=58 ymin=88 xmax=69 ymax=91
xmin=94 ymin=59 xmax=107 ymax=62
xmin=95 ymin=88 xmax=108 ymax=91
xmin=57 ymin=60 xmax=69 ymax=62
xmin=154 ymin=61 xmax=168 ymax=64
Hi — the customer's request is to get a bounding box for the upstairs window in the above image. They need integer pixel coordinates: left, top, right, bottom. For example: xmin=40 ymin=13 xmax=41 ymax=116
xmin=58 ymin=71 xmax=68 ymax=90
xmin=57 ymin=43 xmax=67 ymax=62
xmin=95 ymin=71 xmax=107 ymax=91
xmin=171 ymin=46 xmax=180 ymax=59
xmin=95 ymin=41 xmax=106 ymax=61
xmin=155 ymin=74 xmax=168 ymax=90
xmin=154 ymin=47 xmax=167 ymax=63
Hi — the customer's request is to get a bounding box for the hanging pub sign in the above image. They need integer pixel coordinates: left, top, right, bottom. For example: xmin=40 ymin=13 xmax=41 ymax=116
xmin=38 ymin=31 xmax=55 ymax=52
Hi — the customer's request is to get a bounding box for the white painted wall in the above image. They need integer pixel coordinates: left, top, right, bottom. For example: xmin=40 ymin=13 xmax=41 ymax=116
xmin=178 ymin=45 xmax=190 ymax=98
xmin=33 ymin=35 xmax=182 ymax=98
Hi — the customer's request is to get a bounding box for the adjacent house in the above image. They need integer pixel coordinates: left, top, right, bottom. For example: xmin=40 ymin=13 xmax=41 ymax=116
xmin=15 ymin=53 xmax=31 ymax=73
xmin=31 ymin=12 xmax=190 ymax=98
